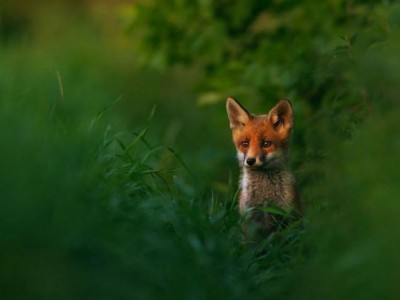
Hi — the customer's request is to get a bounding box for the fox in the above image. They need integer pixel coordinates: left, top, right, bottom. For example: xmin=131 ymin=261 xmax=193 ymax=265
xmin=226 ymin=97 xmax=301 ymax=238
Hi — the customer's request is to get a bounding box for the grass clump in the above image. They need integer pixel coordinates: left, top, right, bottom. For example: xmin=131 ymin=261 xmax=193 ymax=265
xmin=0 ymin=91 xmax=304 ymax=299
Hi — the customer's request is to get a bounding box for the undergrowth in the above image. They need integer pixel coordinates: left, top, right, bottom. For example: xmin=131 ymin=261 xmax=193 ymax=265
xmin=2 ymin=2 xmax=400 ymax=298
xmin=91 ymin=109 xmax=306 ymax=300
xmin=0 ymin=94 xmax=305 ymax=299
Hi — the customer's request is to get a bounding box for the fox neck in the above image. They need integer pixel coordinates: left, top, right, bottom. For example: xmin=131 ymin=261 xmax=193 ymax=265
xmin=241 ymin=164 xmax=291 ymax=190
xmin=239 ymin=163 xmax=294 ymax=212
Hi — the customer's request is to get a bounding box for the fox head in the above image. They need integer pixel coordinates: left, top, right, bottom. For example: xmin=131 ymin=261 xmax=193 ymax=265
xmin=226 ymin=97 xmax=293 ymax=169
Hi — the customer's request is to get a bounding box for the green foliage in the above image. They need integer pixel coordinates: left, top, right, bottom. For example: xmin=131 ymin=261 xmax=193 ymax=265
xmin=1 ymin=1 xmax=400 ymax=300
xmin=288 ymin=106 xmax=400 ymax=300
xmin=0 ymin=10 xmax=303 ymax=299
xmin=131 ymin=0 xmax=389 ymax=103
xmin=130 ymin=0 xmax=400 ymax=212
xmin=0 ymin=55 xmax=303 ymax=299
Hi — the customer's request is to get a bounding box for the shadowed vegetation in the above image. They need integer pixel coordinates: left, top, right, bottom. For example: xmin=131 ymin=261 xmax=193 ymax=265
xmin=1 ymin=1 xmax=400 ymax=299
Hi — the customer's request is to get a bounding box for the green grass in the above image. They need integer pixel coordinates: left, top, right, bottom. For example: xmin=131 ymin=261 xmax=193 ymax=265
xmin=0 ymin=85 xmax=305 ymax=299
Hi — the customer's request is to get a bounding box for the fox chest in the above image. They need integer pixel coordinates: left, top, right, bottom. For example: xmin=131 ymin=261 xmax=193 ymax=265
xmin=239 ymin=171 xmax=294 ymax=213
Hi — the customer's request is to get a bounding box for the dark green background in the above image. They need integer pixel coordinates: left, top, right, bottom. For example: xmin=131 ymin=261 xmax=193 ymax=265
xmin=1 ymin=1 xmax=399 ymax=299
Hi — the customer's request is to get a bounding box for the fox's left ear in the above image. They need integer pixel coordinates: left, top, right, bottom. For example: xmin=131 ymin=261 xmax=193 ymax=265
xmin=267 ymin=99 xmax=293 ymax=132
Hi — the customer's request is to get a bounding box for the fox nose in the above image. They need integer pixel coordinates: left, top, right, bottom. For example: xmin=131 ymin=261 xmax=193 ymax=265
xmin=246 ymin=157 xmax=256 ymax=166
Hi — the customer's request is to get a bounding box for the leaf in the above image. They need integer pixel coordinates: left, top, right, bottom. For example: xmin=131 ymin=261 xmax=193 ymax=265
xmin=255 ymin=206 xmax=292 ymax=218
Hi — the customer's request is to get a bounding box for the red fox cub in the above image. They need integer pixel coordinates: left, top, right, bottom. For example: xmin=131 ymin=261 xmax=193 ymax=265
xmin=226 ymin=97 xmax=301 ymax=238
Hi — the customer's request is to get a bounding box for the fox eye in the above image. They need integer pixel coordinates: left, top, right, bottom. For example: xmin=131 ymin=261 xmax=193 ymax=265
xmin=241 ymin=141 xmax=249 ymax=147
xmin=261 ymin=141 xmax=272 ymax=148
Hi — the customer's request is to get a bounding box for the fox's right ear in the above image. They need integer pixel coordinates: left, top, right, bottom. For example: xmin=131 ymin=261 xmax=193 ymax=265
xmin=226 ymin=97 xmax=251 ymax=129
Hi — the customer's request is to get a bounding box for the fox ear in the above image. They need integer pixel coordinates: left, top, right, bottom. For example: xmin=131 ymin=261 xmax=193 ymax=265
xmin=226 ymin=97 xmax=251 ymax=129
xmin=267 ymin=99 xmax=293 ymax=132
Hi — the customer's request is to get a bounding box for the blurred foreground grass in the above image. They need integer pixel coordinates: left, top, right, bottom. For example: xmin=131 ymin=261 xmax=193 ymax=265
xmin=1 ymin=2 xmax=400 ymax=300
